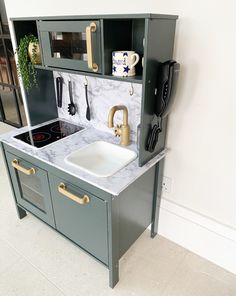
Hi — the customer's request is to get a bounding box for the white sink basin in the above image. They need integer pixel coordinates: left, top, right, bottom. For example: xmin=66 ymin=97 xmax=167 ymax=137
xmin=65 ymin=141 xmax=137 ymax=177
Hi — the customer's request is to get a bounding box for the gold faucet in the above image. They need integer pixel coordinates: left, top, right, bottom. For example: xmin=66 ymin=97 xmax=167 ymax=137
xmin=108 ymin=105 xmax=130 ymax=146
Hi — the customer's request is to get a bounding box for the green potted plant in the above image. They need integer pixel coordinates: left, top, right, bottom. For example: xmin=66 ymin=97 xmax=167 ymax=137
xmin=16 ymin=34 xmax=41 ymax=91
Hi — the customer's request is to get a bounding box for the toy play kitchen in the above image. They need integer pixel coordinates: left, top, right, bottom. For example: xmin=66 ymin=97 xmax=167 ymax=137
xmin=0 ymin=14 xmax=179 ymax=288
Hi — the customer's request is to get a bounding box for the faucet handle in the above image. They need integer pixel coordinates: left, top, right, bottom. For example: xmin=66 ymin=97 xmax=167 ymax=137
xmin=114 ymin=124 xmax=122 ymax=137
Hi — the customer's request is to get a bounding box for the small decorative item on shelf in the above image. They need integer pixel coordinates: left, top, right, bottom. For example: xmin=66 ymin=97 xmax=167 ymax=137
xmin=16 ymin=34 xmax=41 ymax=91
xmin=112 ymin=50 xmax=140 ymax=77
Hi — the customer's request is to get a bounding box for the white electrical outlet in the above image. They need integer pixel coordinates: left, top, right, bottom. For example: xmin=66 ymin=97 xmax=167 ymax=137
xmin=162 ymin=176 xmax=172 ymax=194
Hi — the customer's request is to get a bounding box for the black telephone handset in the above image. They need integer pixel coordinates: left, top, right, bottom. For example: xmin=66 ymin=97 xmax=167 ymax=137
xmin=155 ymin=60 xmax=180 ymax=118
xmin=146 ymin=60 xmax=180 ymax=153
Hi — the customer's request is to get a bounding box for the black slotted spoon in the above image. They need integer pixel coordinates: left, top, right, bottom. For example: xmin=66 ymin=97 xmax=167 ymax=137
xmin=68 ymin=80 xmax=76 ymax=116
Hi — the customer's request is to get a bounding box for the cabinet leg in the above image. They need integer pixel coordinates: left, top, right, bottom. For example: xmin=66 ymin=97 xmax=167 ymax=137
xmin=16 ymin=205 xmax=27 ymax=219
xmin=151 ymin=159 xmax=164 ymax=238
xmin=109 ymin=261 xmax=119 ymax=288
xmin=108 ymin=196 xmax=120 ymax=288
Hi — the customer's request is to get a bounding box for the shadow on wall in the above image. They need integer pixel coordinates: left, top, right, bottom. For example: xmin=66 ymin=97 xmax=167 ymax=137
xmin=168 ymin=60 xmax=200 ymax=122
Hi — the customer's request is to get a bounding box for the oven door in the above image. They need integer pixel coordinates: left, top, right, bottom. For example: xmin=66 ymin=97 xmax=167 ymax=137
xmin=38 ymin=20 xmax=102 ymax=73
xmin=5 ymin=151 xmax=55 ymax=227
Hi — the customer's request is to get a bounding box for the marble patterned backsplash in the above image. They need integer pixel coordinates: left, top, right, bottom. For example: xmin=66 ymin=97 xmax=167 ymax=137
xmin=53 ymin=71 xmax=142 ymax=140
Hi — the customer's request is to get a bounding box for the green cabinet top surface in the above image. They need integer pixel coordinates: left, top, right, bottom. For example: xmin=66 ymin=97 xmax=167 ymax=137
xmin=11 ymin=13 xmax=178 ymax=21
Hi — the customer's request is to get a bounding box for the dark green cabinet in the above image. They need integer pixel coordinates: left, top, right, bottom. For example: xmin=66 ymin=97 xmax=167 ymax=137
xmin=5 ymin=148 xmax=108 ymax=264
xmin=49 ymin=174 xmax=108 ymax=264
xmin=38 ymin=20 xmax=102 ymax=73
xmin=4 ymin=13 xmax=178 ymax=287
xmin=5 ymin=151 xmax=55 ymax=227
xmin=1 ymin=142 xmax=162 ymax=288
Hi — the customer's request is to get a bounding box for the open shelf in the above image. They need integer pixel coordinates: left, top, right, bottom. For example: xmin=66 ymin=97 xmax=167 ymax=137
xmin=34 ymin=65 xmax=143 ymax=84
xmin=13 ymin=20 xmax=39 ymax=46
xmin=103 ymin=19 xmax=145 ymax=78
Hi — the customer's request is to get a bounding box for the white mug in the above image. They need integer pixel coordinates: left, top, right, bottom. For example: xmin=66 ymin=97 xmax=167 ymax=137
xmin=112 ymin=50 xmax=140 ymax=77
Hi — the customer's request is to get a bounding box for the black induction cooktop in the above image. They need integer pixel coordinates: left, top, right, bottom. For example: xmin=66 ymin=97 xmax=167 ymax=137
xmin=14 ymin=120 xmax=84 ymax=148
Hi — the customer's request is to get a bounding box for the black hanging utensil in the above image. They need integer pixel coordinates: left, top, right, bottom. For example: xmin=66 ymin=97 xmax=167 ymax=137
xmin=84 ymin=79 xmax=91 ymax=121
xmin=68 ymin=80 xmax=76 ymax=116
xmin=56 ymin=77 xmax=63 ymax=108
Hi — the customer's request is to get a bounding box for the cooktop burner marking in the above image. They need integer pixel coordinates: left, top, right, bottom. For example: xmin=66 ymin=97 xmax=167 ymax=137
xmin=27 ymin=132 xmax=51 ymax=143
xmin=50 ymin=124 xmax=63 ymax=133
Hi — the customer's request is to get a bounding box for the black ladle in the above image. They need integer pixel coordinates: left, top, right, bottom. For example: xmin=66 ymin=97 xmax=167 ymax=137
xmin=68 ymin=81 xmax=76 ymax=116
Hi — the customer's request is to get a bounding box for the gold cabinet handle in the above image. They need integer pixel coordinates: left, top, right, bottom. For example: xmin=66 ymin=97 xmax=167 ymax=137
xmin=86 ymin=22 xmax=98 ymax=72
xmin=11 ymin=159 xmax=36 ymax=175
xmin=58 ymin=182 xmax=90 ymax=205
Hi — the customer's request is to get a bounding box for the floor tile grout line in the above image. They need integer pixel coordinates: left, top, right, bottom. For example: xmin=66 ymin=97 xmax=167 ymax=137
xmin=160 ymin=250 xmax=189 ymax=296
xmin=1 ymin=238 xmax=67 ymax=296
xmin=199 ymin=270 xmax=236 ymax=288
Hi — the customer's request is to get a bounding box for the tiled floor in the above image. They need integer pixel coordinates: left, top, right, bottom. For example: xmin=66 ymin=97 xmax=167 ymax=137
xmin=0 ymin=122 xmax=236 ymax=296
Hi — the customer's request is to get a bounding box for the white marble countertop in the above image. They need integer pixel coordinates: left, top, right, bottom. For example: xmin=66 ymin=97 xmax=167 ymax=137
xmin=0 ymin=118 xmax=167 ymax=196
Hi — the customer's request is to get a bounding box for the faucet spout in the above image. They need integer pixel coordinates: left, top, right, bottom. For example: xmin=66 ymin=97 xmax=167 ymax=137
xmin=108 ymin=105 xmax=129 ymax=128
xmin=108 ymin=106 xmax=118 ymax=128
xmin=108 ymin=105 xmax=130 ymax=146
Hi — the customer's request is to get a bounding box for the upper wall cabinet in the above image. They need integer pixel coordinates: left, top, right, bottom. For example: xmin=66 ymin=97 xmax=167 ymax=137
xmin=12 ymin=14 xmax=178 ymax=165
xmin=13 ymin=15 xmax=152 ymax=82
xmin=37 ymin=17 xmax=146 ymax=81
xmin=38 ymin=20 xmax=102 ymax=73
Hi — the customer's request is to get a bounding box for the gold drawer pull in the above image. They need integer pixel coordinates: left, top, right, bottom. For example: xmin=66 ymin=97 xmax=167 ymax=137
xmin=11 ymin=159 xmax=36 ymax=175
xmin=86 ymin=22 xmax=98 ymax=72
xmin=58 ymin=183 xmax=90 ymax=205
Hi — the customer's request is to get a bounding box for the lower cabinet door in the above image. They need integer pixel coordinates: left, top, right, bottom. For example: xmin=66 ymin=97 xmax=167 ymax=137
xmin=5 ymin=151 xmax=55 ymax=227
xmin=49 ymin=174 xmax=108 ymax=265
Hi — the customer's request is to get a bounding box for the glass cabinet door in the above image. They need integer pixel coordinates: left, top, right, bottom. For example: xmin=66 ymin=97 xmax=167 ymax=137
xmin=39 ymin=20 xmax=102 ymax=73
xmin=6 ymin=151 xmax=55 ymax=227
xmin=50 ymin=31 xmax=87 ymax=61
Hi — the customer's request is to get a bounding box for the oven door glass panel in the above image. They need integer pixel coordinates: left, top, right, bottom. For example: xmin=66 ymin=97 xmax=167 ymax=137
xmin=18 ymin=171 xmax=46 ymax=212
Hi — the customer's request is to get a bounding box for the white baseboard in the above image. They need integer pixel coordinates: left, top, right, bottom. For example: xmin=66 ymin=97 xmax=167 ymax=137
xmin=157 ymin=198 xmax=236 ymax=275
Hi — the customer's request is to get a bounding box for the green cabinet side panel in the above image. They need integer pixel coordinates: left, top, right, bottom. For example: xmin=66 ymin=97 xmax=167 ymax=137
xmin=107 ymin=194 xmax=120 ymax=288
xmin=49 ymin=174 xmax=108 ymax=264
xmin=26 ymin=69 xmax=58 ymax=126
xmin=0 ymin=142 xmax=26 ymax=219
xmin=139 ymin=18 xmax=177 ymax=166
xmin=118 ymin=165 xmax=155 ymax=257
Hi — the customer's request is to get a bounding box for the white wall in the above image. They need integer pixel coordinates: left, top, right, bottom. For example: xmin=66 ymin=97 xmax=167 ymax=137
xmin=5 ymin=0 xmax=236 ymax=272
